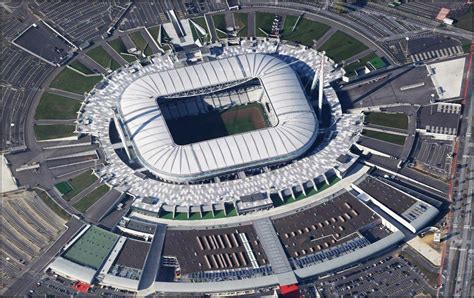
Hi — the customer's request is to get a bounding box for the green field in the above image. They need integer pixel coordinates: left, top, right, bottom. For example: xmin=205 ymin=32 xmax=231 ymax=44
xmin=282 ymin=17 xmax=330 ymax=47
xmin=34 ymin=125 xmax=75 ymax=140
xmin=59 ymin=170 xmax=98 ymax=201
xmin=191 ymin=16 xmax=211 ymax=43
xmin=130 ymin=30 xmax=153 ymax=56
xmin=362 ymin=129 xmax=406 ymax=145
xmin=35 ymin=93 xmax=81 ymax=120
xmin=212 ymin=14 xmax=227 ymax=38
xmin=344 ymin=53 xmax=378 ymax=75
xmin=108 ymin=38 xmax=137 ymax=63
xmin=165 ymin=102 xmax=269 ymax=145
xmin=35 ymin=189 xmax=70 ymax=220
xmin=369 ymin=56 xmax=387 ymax=69
xmin=69 ymin=61 xmax=93 ymax=74
xmin=55 ymin=181 xmax=73 ymax=194
xmin=319 ymin=30 xmax=369 ymax=62
xmin=86 ymin=46 xmax=120 ymax=71
xmin=365 ymin=112 xmax=408 ymax=130
xmin=148 ymin=26 xmax=160 ymax=41
xmin=462 ymin=43 xmax=471 ymax=54
xmin=50 ymin=68 xmax=102 ymax=94
xmin=454 ymin=5 xmax=473 ymax=32
xmin=234 ymin=13 xmax=248 ymax=37
xmin=255 ymin=12 xmax=276 ymax=37
xmin=73 ymin=184 xmax=110 ymax=213
xmin=63 ymin=226 xmax=118 ymax=269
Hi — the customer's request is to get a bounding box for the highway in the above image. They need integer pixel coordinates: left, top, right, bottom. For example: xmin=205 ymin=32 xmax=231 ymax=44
xmin=441 ymin=42 xmax=473 ymax=298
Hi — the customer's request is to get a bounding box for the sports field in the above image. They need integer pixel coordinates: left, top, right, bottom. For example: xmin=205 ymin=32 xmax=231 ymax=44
xmin=63 ymin=226 xmax=118 ymax=269
xmin=165 ymin=102 xmax=269 ymax=145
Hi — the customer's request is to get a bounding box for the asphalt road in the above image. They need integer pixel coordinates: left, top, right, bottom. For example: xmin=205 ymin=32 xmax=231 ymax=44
xmin=441 ymin=43 xmax=473 ymax=298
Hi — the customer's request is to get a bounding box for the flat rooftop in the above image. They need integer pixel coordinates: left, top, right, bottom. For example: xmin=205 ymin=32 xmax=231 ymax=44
xmin=357 ymin=176 xmax=417 ymax=216
xmin=63 ymin=226 xmax=119 ymax=270
xmin=162 ymin=225 xmax=267 ymax=275
xmin=115 ymin=239 xmax=150 ymax=270
xmin=13 ymin=21 xmax=74 ymax=65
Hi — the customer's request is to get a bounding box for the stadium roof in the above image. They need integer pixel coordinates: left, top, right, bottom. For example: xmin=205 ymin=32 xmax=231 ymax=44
xmin=118 ymin=53 xmax=317 ymax=182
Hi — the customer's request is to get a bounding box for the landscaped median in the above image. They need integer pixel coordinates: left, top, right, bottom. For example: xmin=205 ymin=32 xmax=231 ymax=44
xmin=73 ymin=184 xmax=110 ymax=213
xmin=361 ymin=129 xmax=406 ymax=145
xmin=86 ymin=46 xmax=121 ymax=71
xmin=364 ymin=112 xmax=408 ymax=130
xmin=108 ymin=38 xmax=137 ymax=63
xmin=34 ymin=189 xmax=70 ymax=220
xmin=50 ymin=68 xmax=102 ymax=95
xmin=35 ymin=93 xmax=81 ymax=120
xmin=34 ymin=124 xmax=75 ymax=141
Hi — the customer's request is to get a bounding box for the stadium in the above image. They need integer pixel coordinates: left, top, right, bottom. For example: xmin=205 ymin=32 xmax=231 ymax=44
xmin=2 ymin=0 xmax=471 ymax=296
xmin=116 ymin=53 xmax=318 ymax=182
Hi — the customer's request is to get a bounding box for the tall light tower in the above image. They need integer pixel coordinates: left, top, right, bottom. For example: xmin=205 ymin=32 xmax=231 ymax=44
xmin=311 ymin=52 xmax=326 ymax=119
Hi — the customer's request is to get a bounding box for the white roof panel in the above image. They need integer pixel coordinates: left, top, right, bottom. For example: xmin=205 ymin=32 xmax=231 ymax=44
xmin=119 ymin=53 xmax=318 ymax=182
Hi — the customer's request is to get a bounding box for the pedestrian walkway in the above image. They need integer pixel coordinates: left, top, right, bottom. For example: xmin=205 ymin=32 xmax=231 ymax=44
xmin=410 ymin=46 xmax=463 ymax=62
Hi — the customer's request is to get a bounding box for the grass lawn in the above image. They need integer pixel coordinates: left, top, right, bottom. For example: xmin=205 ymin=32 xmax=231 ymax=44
xmin=86 ymin=46 xmax=120 ymax=71
xmin=148 ymin=26 xmax=160 ymax=41
xmin=191 ymin=16 xmax=211 ymax=43
xmin=365 ymin=112 xmax=408 ymax=130
xmin=129 ymin=31 xmax=148 ymax=53
xmin=454 ymin=5 xmax=473 ymax=32
xmin=35 ymin=189 xmax=70 ymax=220
xmin=35 ymin=93 xmax=81 ymax=120
xmin=282 ymin=17 xmax=330 ymax=47
xmin=319 ymin=30 xmax=369 ymax=62
xmin=160 ymin=210 xmax=174 ymax=219
xmin=212 ymin=14 xmax=226 ymax=31
xmin=130 ymin=30 xmax=155 ymax=56
xmin=50 ymin=68 xmax=102 ymax=94
xmin=55 ymin=181 xmax=73 ymax=194
xmin=255 ymin=12 xmax=275 ymax=37
xmin=69 ymin=61 xmax=93 ymax=74
xmin=234 ymin=13 xmax=248 ymax=37
xmin=192 ymin=16 xmax=208 ymax=32
xmin=212 ymin=14 xmax=227 ymax=38
xmin=73 ymin=184 xmax=110 ymax=213
xmin=60 ymin=170 xmax=98 ymax=201
xmin=282 ymin=15 xmax=298 ymax=35
xmin=362 ymin=129 xmax=406 ymax=145
xmin=175 ymin=212 xmax=188 ymax=220
xmin=344 ymin=53 xmax=378 ymax=75
xmin=108 ymin=38 xmax=137 ymax=63
xmin=369 ymin=56 xmax=387 ymax=69
xmin=462 ymin=43 xmax=471 ymax=54
xmin=34 ymin=125 xmax=75 ymax=140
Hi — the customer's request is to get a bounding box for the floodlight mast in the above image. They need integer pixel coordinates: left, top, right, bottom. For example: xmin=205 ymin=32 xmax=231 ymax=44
xmin=310 ymin=51 xmax=325 ymax=119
